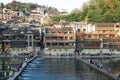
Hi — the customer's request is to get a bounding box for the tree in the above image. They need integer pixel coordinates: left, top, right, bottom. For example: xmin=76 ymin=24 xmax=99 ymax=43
xmin=81 ymin=3 xmax=89 ymax=21
xmin=81 ymin=0 xmax=120 ymax=23
xmin=45 ymin=17 xmax=52 ymax=24
xmin=87 ymin=9 xmax=104 ymax=23
xmin=0 ymin=3 xmax=4 ymax=9
xmin=10 ymin=1 xmax=17 ymax=10
xmin=85 ymin=16 xmax=88 ymax=22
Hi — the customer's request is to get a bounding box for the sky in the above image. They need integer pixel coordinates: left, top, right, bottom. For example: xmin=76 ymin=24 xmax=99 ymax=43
xmin=0 ymin=0 xmax=89 ymax=12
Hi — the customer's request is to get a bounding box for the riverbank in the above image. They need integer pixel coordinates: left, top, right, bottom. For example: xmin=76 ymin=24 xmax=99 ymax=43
xmin=0 ymin=54 xmax=34 ymax=58
xmin=38 ymin=54 xmax=120 ymax=59
xmin=1 ymin=54 xmax=120 ymax=59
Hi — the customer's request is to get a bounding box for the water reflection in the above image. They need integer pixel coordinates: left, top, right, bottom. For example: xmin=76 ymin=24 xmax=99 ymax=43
xmin=75 ymin=59 xmax=112 ymax=80
xmin=104 ymin=58 xmax=120 ymax=77
xmin=0 ymin=58 xmax=25 ymax=80
xmin=18 ymin=58 xmax=112 ymax=80
xmin=86 ymin=58 xmax=120 ymax=77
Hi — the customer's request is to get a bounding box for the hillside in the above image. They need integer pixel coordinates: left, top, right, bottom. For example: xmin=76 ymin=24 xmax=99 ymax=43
xmin=0 ymin=1 xmax=58 ymax=15
xmin=53 ymin=0 xmax=120 ymax=23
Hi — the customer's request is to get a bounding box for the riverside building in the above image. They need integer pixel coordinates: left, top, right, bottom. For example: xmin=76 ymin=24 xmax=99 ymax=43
xmin=75 ymin=22 xmax=120 ymax=54
xmin=2 ymin=27 xmax=41 ymax=55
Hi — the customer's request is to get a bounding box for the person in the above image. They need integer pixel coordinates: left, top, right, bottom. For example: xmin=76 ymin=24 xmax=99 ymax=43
xmin=90 ymin=59 xmax=93 ymax=64
xmin=9 ymin=70 xmax=14 ymax=77
xmin=25 ymin=57 xmax=28 ymax=62
xmin=16 ymin=65 xmax=20 ymax=71
xmin=108 ymin=67 xmax=111 ymax=73
xmin=49 ymin=53 xmax=51 ymax=56
xmin=97 ymin=63 xmax=103 ymax=69
xmin=19 ymin=63 xmax=22 ymax=69
xmin=99 ymin=64 xmax=103 ymax=69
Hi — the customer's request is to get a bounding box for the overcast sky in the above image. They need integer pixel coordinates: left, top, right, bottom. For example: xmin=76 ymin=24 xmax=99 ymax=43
xmin=0 ymin=0 xmax=89 ymax=12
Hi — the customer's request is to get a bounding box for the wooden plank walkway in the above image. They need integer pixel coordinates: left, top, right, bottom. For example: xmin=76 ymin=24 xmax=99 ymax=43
xmin=8 ymin=56 xmax=36 ymax=80
xmin=76 ymin=56 xmax=120 ymax=80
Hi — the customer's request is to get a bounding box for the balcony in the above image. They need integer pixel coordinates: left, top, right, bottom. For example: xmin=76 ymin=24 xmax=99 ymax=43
xmin=45 ymin=40 xmax=75 ymax=43
xmin=33 ymin=39 xmax=40 ymax=42
xmin=12 ymin=39 xmax=26 ymax=41
xmin=2 ymin=38 xmax=12 ymax=42
xmin=2 ymin=39 xmax=11 ymax=42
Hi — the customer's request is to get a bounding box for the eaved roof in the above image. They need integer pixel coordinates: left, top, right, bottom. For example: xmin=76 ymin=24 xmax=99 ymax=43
xmin=95 ymin=23 xmax=115 ymax=27
xmin=61 ymin=27 xmax=73 ymax=32
xmin=46 ymin=27 xmax=73 ymax=33
xmin=2 ymin=27 xmax=39 ymax=35
xmin=46 ymin=28 xmax=62 ymax=32
xmin=2 ymin=29 xmax=12 ymax=34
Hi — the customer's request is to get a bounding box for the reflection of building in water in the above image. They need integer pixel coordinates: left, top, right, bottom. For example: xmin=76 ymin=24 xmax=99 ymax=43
xmin=109 ymin=59 xmax=120 ymax=77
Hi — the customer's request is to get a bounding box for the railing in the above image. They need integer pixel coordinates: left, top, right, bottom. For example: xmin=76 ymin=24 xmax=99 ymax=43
xmin=45 ymin=40 xmax=75 ymax=42
xmin=2 ymin=40 xmax=12 ymax=42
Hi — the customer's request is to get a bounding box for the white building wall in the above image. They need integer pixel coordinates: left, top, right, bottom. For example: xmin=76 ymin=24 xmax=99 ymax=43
xmin=87 ymin=24 xmax=96 ymax=33
xmin=72 ymin=22 xmax=96 ymax=34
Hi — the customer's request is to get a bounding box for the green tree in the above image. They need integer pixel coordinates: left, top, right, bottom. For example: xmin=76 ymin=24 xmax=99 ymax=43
xmin=0 ymin=3 xmax=4 ymax=9
xmin=81 ymin=0 xmax=120 ymax=23
xmin=87 ymin=9 xmax=104 ymax=23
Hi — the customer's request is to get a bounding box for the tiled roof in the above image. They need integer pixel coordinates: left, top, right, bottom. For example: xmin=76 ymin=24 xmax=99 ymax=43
xmin=2 ymin=29 xmax=12 ymax=34
xmin=62 ymin=27 xmax=73 ymax=31
xmin=96 ymin=23 xmax=115 ymax=27
xmin=46 ymin=27 xmax=73 ymax=33
xmin=2 ymin=27 xmax=39 ymax=35
xmin=46 ymin=28 xmax=62 ymax=32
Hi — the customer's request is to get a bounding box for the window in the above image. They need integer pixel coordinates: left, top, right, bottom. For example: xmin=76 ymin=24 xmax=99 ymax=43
xmin=103 ymin=30 xmax=105 ymax=33
xmin=116 ymin=25 xmax=120 ymax=28
xmin=30 ymin=42 xmax=32 ymax=46
xmin=47 ymin=43 xmax=50 ymax=46
xmin=77 ymin=29 xmax=80 ymax=32
xmin=52 ymin=43 xmax=57 ymax=46
xmin=29 ymin=36 xmax=31 ymax=39
xmin=88 ymin=35 xmax=91 ymax=38
xmin=59 ymin=43 xmax=64 ymax=46
xmin=70 ymin=37 xmax=73 ymax=39
xmin=83 ymin=29 xmax=86 ymax=32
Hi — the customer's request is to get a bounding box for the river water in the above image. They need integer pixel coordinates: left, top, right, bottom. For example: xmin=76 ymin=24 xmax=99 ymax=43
xmin=17 ymin=58 xmax=119 ymax=80
xmin=0 ymin=57 xmax=120 ymax=80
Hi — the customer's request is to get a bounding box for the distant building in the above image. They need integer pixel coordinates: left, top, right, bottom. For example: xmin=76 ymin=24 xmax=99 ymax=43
xmin=29 ymin=7 xmax=50 ymax=25
xmin=0 ymin=8 xmax=23 ymax=21
xmin=58 ymin=9 xmax=68 ymax=15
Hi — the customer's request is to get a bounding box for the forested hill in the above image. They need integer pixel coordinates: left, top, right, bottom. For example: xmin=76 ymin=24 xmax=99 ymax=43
xmin=53 ymin=0 xmax=120 ymax=23
xmin=0 ymin=1 xmax=58 ymax=14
